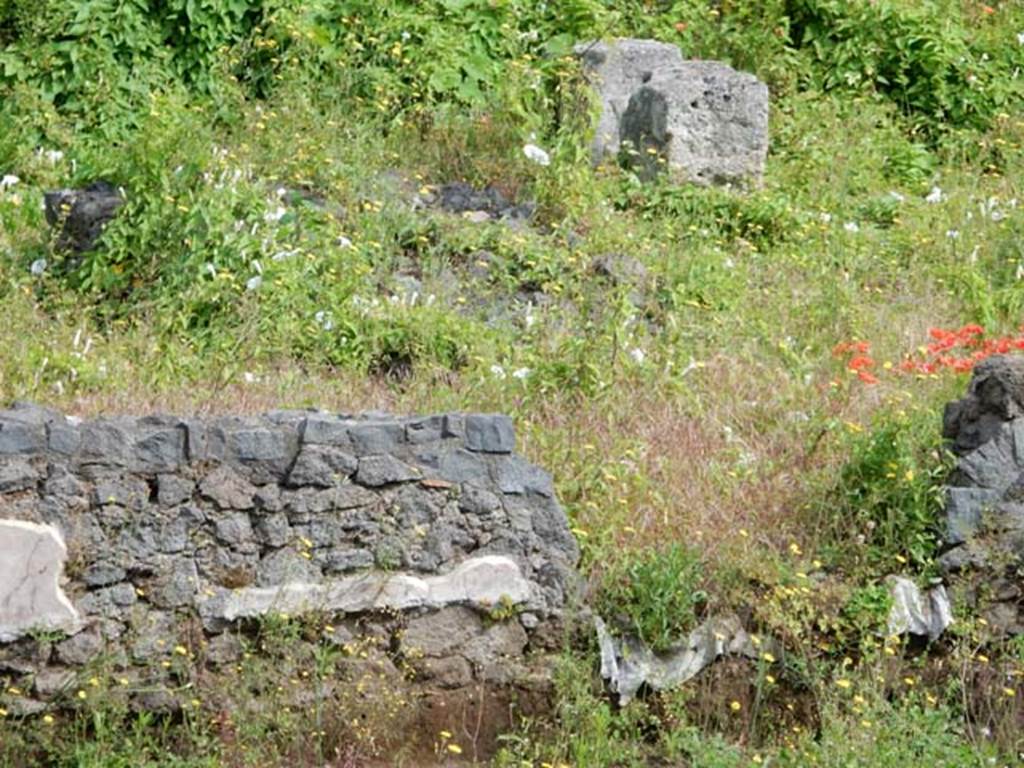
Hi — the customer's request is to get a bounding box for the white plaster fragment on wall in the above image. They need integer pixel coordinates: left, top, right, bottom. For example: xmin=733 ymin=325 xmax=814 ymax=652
xmin=199 ymin=555 xmax=532 ymax=628
xmin=0 ymin=520 xmax=83 ymax=642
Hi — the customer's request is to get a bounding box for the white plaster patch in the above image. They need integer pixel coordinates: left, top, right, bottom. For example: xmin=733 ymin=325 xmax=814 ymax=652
xmin=199 ymin=555 xmax=532 ymax=628
xmin=0 ymin=520 xmax=83 ymax=642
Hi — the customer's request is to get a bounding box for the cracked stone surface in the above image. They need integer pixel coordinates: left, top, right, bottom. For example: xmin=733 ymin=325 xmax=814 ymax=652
xmin=0 ymin=520 xmax=82 ymax=642
xmin=198 ymin=555 xmax=531 ymax=628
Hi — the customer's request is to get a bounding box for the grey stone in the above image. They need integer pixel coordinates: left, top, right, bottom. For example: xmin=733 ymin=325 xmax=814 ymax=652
xmin=462 ymin=620 xmax=529 ymax=668
xmin=0 ymin=458 xmax=39 ymax=493
xmin=320 ymin=547 xmax=374 ymax=573
xmin=300 ymin=415 xmax=354 ymax=447
xmin=0 ymin=420 xmax=46 ymax=455
xmin=356 ymin=455 xmax=420 ymax=486
xmin=153 ymin=516 xmax=189 ymax=554
xmin=214 ymin=512 xmax=254 ymax=547
xmin=348 ymin=422 xmax=405 ymax=456
xmin=256 ymin=548 xmax=321 ymax=586
xmin=129 ymin=611 xmax=179 ymax=662
xmin=287 ymin=445 xmax=358 ymax=487
xmin=945 ymin=486 xmax=1000 ymax=544
xmin=77 ymin=582 xmax=137 ymax=619
xmin=34 ymin=667 xmax=75 ymax=698
xmin=44 ymin=181 xmax=123 ymax=253
xmin=200 ymin=466 xmax=256 ymax=510
xmin=254 ymin=484 xmax=282 ymax=511
xmin=145 ymin=556 xmax=199 ymax=608
xmin=44 ymin=464 xmax=86 ymax=498
xmin=405 ymin=416 xmax=445 ymax=445
xmin=156 ymin=474 xmax=194 ymax=506
xmin=575 ymin=39 xmax=686 ymax=163
xmin=205 ymin=632 xmax=243 ymax=665
xmin=228 ymin=425 xmax=300 ymax=483
xmin=0 ymin=520 xmax=83 ymax=641
xmin=132 ymin=425 xmax=186 ymax=473
xmin=403 ymin=607 xmax=483 ymax=657
xmin=92 ymin=475 xmax=149 ymax=510
xmin=77 ymin=421 xmax=132 ymax=466
xmin=621 ymin=62 xmax=768 ymax=185
xmin=465 ymin=414 xmax=515 ymax=454
xmin=416 ymin=655 xmax=473 ymax=688
xmin=254 ymin=512 xmax=291 ymax=547
xmin=47 ymin=422 xmax=81 ymax=455
xmin=82 ymin=561 xmax=126 ymax=587
xmin=55 ymin=627 xmax=103 ymax=665
xmin=955 ymin=421 xmax=1024 ymax=490
xmin=494 ymin=456 xmax=554 ymax=496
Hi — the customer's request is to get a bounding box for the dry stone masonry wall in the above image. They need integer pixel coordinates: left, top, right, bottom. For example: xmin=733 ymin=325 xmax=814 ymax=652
xmin=941 ymin=355 xmax=1024 ymax=635
xmin=0 ymin=402 xmax=579 ymax=718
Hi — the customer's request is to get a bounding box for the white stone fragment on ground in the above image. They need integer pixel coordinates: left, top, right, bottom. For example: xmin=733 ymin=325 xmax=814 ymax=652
xmin=198 ymin=555 xmax=532 ymax=629
xmin=886 ymin=575 xmax=953 ymax=641
xmin=596 ymin=613 xmax=761 ymax=705
xmin=0 ymin=520 xmax=83 ymax=642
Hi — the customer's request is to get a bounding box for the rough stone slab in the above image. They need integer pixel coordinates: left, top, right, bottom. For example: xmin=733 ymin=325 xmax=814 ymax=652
xmin=465 ymin=414 xmax=516 ymax=454
xmin=0 ymin=459 xmax=39 ymax=493
xmin=198 ymin=555 xmax=532 ymax=629
xmin=355 ymin=455 xmax=421 ymax=486
xmin=0 ymin=520 xmax=83 ymax=641
xmin=0 ymin=420 xmax=46 ymax=455
xmin=945 ymin=486 xmax=1000 ymax=544
xmin=622 ymin=62 xmax=768 ymax=185
xmin=575 ymin=38 xmax=686 ymax=162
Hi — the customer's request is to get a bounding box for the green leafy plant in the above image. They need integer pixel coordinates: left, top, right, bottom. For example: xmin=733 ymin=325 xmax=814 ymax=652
xmin=597 ymin=543 xmax=707 ymax=653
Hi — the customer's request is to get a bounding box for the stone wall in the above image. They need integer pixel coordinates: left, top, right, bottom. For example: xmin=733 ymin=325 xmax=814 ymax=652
xmin=941 ymin=355 xmax=1024 ymax=634
xmin=0 ymin=402 xmax=579 ymax=741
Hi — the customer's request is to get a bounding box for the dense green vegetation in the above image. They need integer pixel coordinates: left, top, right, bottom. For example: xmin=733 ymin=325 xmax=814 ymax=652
xmin=2 ymin=0 xmax=1024 ymax=765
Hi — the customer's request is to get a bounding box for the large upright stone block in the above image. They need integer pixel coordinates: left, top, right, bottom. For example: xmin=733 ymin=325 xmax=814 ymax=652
xmin=576 ymin=39 xmax=768 ymax=186
xmin=574 ymin=39 xmax=685 ymax=162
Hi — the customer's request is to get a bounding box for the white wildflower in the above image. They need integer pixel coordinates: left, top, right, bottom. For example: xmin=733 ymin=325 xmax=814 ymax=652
xmin=44 ymin=150 xmax=64 ymax=165
xmin=314 ymin=310 xmax=334 ymax=331
xmin=336 ymin=236 xmax=353 ymax=249
xmin=523 ymin=143 xmax=550 ymax=167
xmin=512 ymin=367 xmax=531 ymax=380
xmin=489 ymin=364 xmax=507 ymax=380
xmin=0 ymin=174 xmax=20 ymax=190
xmin=818 ymin=212 xmax=832 ymax=224
xmin=843 ymin=221 xmax=860 ymax=233
xmin=400 ymin=30 xmax=411 ymax=41
xmin=245 ymin=275 xmax=262 ymax=291
xmin=30 ymin=259 xmax=47 ymax=276
xmin=888 ymin=190 xmax=906 ymax=202
xmin=204 ymin=263 xmax=216 ymax=277
xmin=264 ymin=206 xmax=287 ymax=223
xmin=242 ymin=371 xmax=257 ymax=384
xmin=925 ymin=186 xmax=945 ymax=204
xmin=1017 ymin=32 xmax=1024 ymax=45
xmin=629 ymin=348 xmax=646 ymax=364
xmin=946 ymin=229 xmax=960 ymax=239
